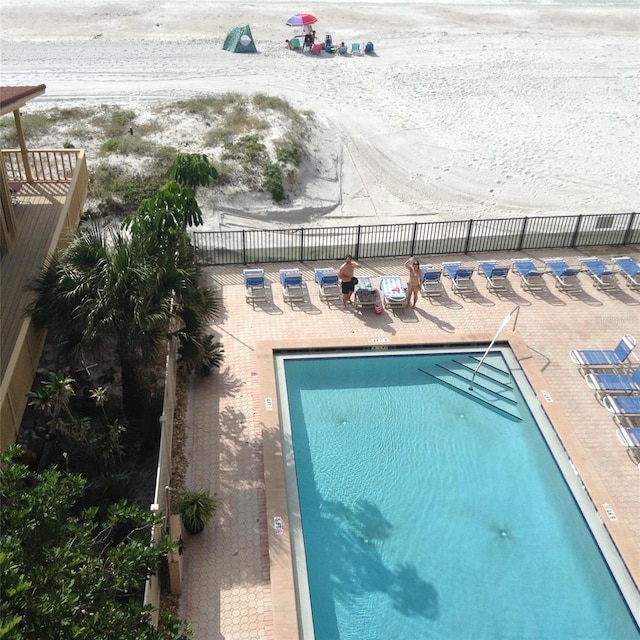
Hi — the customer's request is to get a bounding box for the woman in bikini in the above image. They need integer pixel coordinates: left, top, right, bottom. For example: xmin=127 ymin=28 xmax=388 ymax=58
xmin=405 ymin=257 xmax=422 ymax=307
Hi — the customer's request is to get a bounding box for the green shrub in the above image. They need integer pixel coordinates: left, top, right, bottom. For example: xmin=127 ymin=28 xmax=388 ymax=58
xmin=62 ymin=140 xmax=75 ymax=149
xmin=275 ymin=142 xmax=301 ymax=167
xmin=89 ymin=162 xmax=165 ymax=212
xmin=264 ymin=163 xmax=285 ymax=202
xmin=100 ymin=139 xmax=120 ymax=155
xmin=111 ymin=108 xmax=136 ymax=127
xmin=222 ymin=134 xmax=267 ymax=165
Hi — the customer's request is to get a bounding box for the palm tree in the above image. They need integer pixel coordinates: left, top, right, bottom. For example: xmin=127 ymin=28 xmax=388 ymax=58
xmin=27 ymin=152 xmax=222 ymax=417
xmin=27 ymin=224 xmax=218 ymax=417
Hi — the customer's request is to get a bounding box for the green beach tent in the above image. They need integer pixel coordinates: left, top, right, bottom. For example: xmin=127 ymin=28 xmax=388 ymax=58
xmin=223 ymin=24 xmax=257 ymax=53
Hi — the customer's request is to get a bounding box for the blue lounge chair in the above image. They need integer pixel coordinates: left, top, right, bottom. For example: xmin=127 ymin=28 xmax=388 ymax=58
xmin=579 ymin=257 xmax=618 ymax=291
xmin=351 ymin=42 xmax=362 ymax=55
xmin=379 ymin=276 xmax=407 ymax=309
xmin=511 ymin=258 xmax=545 ymax=291
xmin=543 ymin=258 xmax=582 ymax=291
xmin=603 ymin=395 xmax=640 ymax=418
xmin=570 ymin=334 xmax=636 ymax=369
xmin=243 ymin=268 xmax=267 ymax=303
xmin=611 ymin=255 xmax=640 ymax=290
xmin=616 ymin=426 xmax=640 ymax=449
xmin=442 ymin=262 xmax=475 ymax=294
xmin=279 ymin=268 xmax=306 ymax=303
xmin=419 ymin=265 xmax=444 ymax=297
xmin=314 ymin=268 xmax=341 ymax=302
xmin=477 ymin=260 xmax=510 ymax=292
xmin=585 ymin=365 xmax=640 ymax=397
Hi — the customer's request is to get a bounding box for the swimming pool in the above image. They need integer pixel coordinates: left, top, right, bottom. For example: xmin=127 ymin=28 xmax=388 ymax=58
xmin=275 ymin=347 xmax=640 ymax=639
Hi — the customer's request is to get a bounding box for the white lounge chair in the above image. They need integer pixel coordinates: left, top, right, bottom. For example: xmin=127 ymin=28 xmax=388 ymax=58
xmin=243 ymin=268 xmax=267 ymax=303
xmin=570 ymin=334 xmax=636 ymax=370
xmin=511 ymin=259 xmax=545 ymax=291
xmin=379 ymin=276 xmax=407 ymax=309
xmin=279 ymin=268 xmax=306 ymax=303
xmin=477 ymin=260 xmax=510 ymax=292
xmin=611 ymin=255 xmax=640 ymax=290
xmin=419 ymin=265 xmax=444 ymax=297
xmin=314 ymin=268 xmax=341 ymax=302
xmin=543 ymin=258 xmax=582 ymax=291
xmin=579 ymin=257 xmax=618 ymax=291
xmin=442 ymin=262 xmax=475 ymax=295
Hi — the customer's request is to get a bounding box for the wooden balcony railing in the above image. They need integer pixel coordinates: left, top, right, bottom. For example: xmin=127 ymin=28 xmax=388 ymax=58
xmin=3 ymin=148 xmax=82 ymax=183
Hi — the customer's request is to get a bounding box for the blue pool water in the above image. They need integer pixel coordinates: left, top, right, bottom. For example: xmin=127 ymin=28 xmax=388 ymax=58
xmin=278 ymin=350 xmax=640 ymax=640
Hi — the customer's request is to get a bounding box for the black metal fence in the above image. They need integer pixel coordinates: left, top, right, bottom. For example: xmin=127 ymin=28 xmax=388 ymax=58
xmin=192 ymin=212 xmax=639 ymax=265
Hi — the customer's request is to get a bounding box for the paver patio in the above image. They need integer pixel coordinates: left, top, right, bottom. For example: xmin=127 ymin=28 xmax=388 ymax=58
xmin=180 ymin=249 xmax=640 ymax=639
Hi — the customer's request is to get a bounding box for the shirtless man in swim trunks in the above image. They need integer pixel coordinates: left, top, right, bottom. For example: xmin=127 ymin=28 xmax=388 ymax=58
xmin=338 ymin=255 xmax=362 ymax=308
xmin=405 ymin=257 xmax=422 ymax=307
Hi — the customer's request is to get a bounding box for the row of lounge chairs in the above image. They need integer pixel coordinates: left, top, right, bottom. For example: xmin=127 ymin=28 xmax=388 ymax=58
xmin=512 ymin=256 xmax=640 ymax=292
xmin=570 ymin=334 xmax=640 ymax=458
xmin=445 ymin=255 xmax=640 ymax=294
xmin=243 ymin=255 xmax=640 ymax=306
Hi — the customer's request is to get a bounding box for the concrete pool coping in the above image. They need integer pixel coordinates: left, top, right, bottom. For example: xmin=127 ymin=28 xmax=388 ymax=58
xmin=257 ymin=332 xmax=640 ymax=638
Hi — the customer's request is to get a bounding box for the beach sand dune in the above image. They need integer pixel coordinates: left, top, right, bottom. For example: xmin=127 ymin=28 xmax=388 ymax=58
xmin=1 ymin=0 xmax=639 ymax=228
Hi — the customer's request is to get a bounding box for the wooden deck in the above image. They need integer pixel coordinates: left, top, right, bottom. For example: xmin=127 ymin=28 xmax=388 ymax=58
xmin=0 ymin=182 xmax=69 ymax=380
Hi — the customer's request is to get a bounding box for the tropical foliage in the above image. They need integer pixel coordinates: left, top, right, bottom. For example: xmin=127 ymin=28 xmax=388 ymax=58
xmin=27 ymin=153 xmax=223 ymax=418
xmin=0 ymin=447 xmax=191 ymax=640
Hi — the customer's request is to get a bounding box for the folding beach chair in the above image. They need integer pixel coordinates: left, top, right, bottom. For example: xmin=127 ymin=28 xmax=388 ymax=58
xmin=511 ymin=259 xmax=545 ymax=291
xmin=314 ymin=268 xmax=341 ymax=303
xmin=279 ymin=268 xmax=306 ymax=303
xmin=442 ymin=262 xmax=475 ymax=295
xmin=543 ymin=258 xmax=582 ymax=291
xmin=570 ymin=334 xmax=636 ymax=370
xmin=603 ymin=395 xmax=640 ymax=420
xmin=350 ymin=43 xmax=363 ymax=55
xmin=243 ymin=268 xmax=267 ymax=303
xmin=616 ymin=426 xmax=640 ymax=450
xmin=585 ymin=365 xmax=640 ymax=400
xmin=611 ymin=255 xmax=640 ymax=290
xmin=419 ymin=265 xmax=444 ymax=297
xmin=579 ymin=257 xmax=618 ymax=291
xmin=477 ymin=261 xmax=510 ymax=293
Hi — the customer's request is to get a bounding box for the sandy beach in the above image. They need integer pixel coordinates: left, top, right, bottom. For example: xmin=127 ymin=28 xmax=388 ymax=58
xmin=2 ymin=1 xmax=639 ymax=228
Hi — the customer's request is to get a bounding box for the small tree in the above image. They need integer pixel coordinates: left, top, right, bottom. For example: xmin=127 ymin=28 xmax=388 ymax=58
xmin=0 ymin=447 xmax=191 ymax=640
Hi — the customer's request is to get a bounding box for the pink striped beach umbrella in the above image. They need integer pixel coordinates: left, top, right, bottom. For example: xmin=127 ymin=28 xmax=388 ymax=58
xmin=286 ymin=13 xmax=318 ymax=27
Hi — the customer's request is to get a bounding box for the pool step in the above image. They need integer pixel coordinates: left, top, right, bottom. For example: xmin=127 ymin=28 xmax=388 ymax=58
xmin=419 ymin=357 xmax=522 ymax=422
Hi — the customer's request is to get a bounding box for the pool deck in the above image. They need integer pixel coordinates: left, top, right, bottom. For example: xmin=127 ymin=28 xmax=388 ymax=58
xmin=180 ymin=249 xmax=640 ymax=639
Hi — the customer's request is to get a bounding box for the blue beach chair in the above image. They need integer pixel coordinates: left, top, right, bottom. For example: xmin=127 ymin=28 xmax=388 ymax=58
xmin=543 ymin=258 xmax=582 ymax=291
xmin=314 ymin=268 xmax=341 ymax=302
xmin=585 ymin=365 xmax=640 ymax=398
xmin=611 ymin=255 xmax=640 ymax=290
xmin=616 ymin=426 xmax=640 ymax=450
xmin=603 ymin=395 xmax=640 ymax=418
xmin=579 ymin=257 xmax=618 ymax=291
xmin=511 ymin=258 xmax=545 ymax=291
xmin=279 ymin=268 xmax=306 ymax=303
xmin=570 ymin=334 xmax=636 ymax=369
xmin=477 ymin=260 xmax=510 ymax=292
xmin=243 ymin=268 xmax=267 ymax=303
xmin=419 ymin=265 xmax=444 ymax=297
xmin=442 ymin=262 xmax=475 ymax=295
